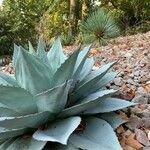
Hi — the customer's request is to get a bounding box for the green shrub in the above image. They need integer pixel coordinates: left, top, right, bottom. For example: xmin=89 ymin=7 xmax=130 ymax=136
xmin=0 ymin=37 xmax=134 ymax=149
xmin=110 ymin=0 xmax=150 ymax=28
xmin=80 ymin=7 xmax=120 ymax=43
xmin=61 ymin=34 xmax=74 ymax=46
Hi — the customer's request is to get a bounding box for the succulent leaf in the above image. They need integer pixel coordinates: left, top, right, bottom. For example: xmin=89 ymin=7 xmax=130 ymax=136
xmin=0 ymin=111 xmax=52 ymax=129
xmin=15 ymin=47 xmax=52 ymax=95
xmin=71 ymin=62 xmax=116 ymax=103
xmin=47 ymin=37 xmax=67 ymax=73
xmin=90 ymin=72 xmax=117 ymax=93
xmin=0 ymin=127 xmax=27 ymax=140
xmin=0 ymin=106 xmax=20 ymax=117
xmin=0 ymin=138 xmax=16 ymax=149
xmin=98 ymin=112 xmax=126 ymax=129
xmin=77 ymin=57 xmax=95 ymax=81
xmin=84 ymin=97 xmax=135 ymax=114
xmin=0 ymin=72 xmax=18 ymax=86
xmin=73 ymin=45 xmax=91 ymax=80
xmin=28 ymin=41 xmax=36 ymax=55
xmin=33 ymin=117 xmax=81 ymax=145
xmin=12 ymin=44 xmax=19 ymax=68
xmin=51 ymin=47 xmax=80 ymax=87
xmin=59 ymin=89 xmax=116 ymax=118
xmin=0 ymin=86 xmax=37 ymax=115
xmin=0 ymin=38 xmax=135 ymax=149
xmin=6 ymin=137 xmax=46 ymax=150
xmin=78 ymin=61 xmax=116 ymax=88
xmin=36 ymin=80 xmax=72 ymax=113
xmin=37 ymin=38 xmax=50 ymax=66
xmin=70 ymin=117 xmax=122 ymax=150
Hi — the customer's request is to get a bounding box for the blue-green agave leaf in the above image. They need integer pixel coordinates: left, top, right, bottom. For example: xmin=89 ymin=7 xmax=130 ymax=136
xmin=15 ymin=47 xmax=52 ymax=95
xmin=59 ymin=89 xmax=116 ymax=118
xmin=33 ymin=116 xmax=81 ymax=145
xmin=6 ymin=137 xmax=46 ymax=150
xmin=98 ymin=112 xmax=126 ymax=129
xmin=70 ymin=134 xmax=105 ymax=150
xmin=89 ymin=72 xmax=117 ymax=93
xmin=0 ymin=72 xmax=18 ymax=86
xmin=0 ymin=138 xmax=16 ymax=150
xmin=0 ymin=86 xmax=37 ymax=115
xmin=47 ymin=37 xmax=67 ymax=73
xmin=12 ymin=44 xmax=19 ymax=67
xmin=37 ymin=38 xmax=49 ymax=65
xmin=71 ymin=62 xmax=116 ymax=102
xmin=36 ymin=80 xmax=72 ymax=113
xmin=0 ymin=127 xmax=27 ymax=140
xmin=73 ymin=45 xmax=91 ymax=80
xmin=28 ymin=41 xmax=36 ymax=55
xmin=77 ymin=57 xmax=95 ymax=81
xmin=78 ymin=61 xmax=116 ymax=88
xmin=84 ymin=97 xmax=135 ymax=114
xmin=51 ymin=47 xmax=80 ymax=87
xmin=70 ymin=117 xmax=122 ymax=150
xmin=0 ymin=111 xmax=52 ymax=129
xmin=0 ymin=105 xmax=20 ymax=117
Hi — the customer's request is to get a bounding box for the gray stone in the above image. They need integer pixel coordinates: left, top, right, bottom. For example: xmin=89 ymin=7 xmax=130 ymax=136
xmin=137 ymin=87 xmax=148 ymax=95
xmin=124 ymin=52 xmax=132 ymax=58
xmin=129 ymin=73 xmax=134 ymax=78
xmin=148 ymin=53 xmax=150 ymax=59
xmin=126 ymin=115 xmax=143 ymax=130
xmin=142 ymin=118 xmax=150 ymax=128
xmin=143 ymin=147 xmax=150 ymax=150
xmin=135 ymin=129 xmax=150 ymax=146
xmin=139 ymin=63 xmax=145 ymax=67
xmin=118 ymin=71 xmax=124 ymax=77
xmin=132 ymin=95 xmax=148 ymax=104
xmin=126 ymin=79 xmax=135 ymax=85
xmin=130 ymin=106 xmax=143 ymax=115
xmin=142 ymin=109 xmax=150 ymax=118
xmin=134 ymin=71 xmax=140 ymax=76
xmin=140 ymin=71 xmax=147 ymax=76
xmin=113 ymin=77 xmax=123 ymax=86
xmin=148 ymin=94 xmax=150 ymax=103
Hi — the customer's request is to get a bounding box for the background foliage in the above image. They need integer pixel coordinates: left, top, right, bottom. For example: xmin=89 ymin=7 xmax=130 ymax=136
xmin=0 ymin=0 xmax=150 ymax=55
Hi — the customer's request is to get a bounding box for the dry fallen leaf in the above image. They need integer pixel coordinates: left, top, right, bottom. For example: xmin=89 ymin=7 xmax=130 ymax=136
xmin=116 ymin=126 xmax=125 ymax=134
xmin=119 ymin=111 xmax=129 ymax=121
xmin=144 ymin=85 xmax=150 ymax=93
xmin=125 ymin=133 xmax=143 ymax=149
xmin=148 ymin=131 xmax=150 ymax=141
xmin=90 ymin=48 xmax=99 ymax=56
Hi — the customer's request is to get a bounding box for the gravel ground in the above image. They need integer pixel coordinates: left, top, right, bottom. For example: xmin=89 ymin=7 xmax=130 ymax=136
xmin=0 ymin=31 xmax=150 ymax=150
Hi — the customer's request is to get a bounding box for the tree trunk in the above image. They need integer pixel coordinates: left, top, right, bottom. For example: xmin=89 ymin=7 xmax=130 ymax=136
xmin=69 ymin=0 xmax=78 ymax=36
xmin=81 ymin=0 xmax=87 ymax=20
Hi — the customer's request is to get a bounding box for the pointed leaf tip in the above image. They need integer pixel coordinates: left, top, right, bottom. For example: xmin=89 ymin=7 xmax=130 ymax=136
xmin=15 ymin=47 xmax=52 ymax=95
xmin=47 ymin=36 xmax=67 ymax=73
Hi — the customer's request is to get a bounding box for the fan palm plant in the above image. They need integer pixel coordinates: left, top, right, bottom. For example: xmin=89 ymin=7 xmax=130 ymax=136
xmin=81 ymin=7 xmax=120 ymax=43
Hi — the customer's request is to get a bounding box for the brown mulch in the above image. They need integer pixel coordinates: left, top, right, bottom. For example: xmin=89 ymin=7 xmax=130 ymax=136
xmin=1 ymin=31 xmax=150 ymax=150
xmin=64 ymin=32 xmax=150 ymax=150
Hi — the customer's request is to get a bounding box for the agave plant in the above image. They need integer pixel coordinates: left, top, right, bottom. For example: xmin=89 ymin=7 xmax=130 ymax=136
xmin=0 ymin=37 xmax=134 ymax=150
xmin=81 ymin=7 xmax=119 ymax=43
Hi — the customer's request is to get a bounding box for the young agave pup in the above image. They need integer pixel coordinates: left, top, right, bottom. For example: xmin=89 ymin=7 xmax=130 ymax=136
xmin=0 ymin=37 xmax=134 ymax=150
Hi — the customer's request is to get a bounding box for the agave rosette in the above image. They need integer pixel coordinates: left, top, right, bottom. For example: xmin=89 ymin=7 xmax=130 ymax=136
xmin=0 ymin=38 xmax=134 ymax=150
